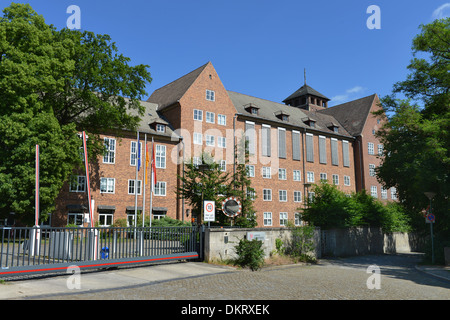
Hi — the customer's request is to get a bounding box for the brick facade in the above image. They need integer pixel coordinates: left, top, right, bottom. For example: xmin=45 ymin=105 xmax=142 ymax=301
xmin=54 ymin=62 xmax=389 ymax=228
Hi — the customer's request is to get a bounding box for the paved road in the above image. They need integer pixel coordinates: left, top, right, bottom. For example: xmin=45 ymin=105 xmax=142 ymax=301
xmin=1 ymin=253 xmax=449 ymax=302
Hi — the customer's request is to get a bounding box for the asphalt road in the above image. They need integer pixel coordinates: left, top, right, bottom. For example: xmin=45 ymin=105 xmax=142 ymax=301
xmin=2 ymin=253 xmax=448 ymax=303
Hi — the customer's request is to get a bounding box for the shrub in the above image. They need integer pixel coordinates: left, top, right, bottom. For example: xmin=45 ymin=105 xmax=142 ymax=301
xmin=234 ymin=238 xmax=265 ymax=271
xmin=285 ymin=226 xmax=316 ymax=263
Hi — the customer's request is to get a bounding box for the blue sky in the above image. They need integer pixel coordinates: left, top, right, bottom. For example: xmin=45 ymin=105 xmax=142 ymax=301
xmin=3 ymin=1 xmax=450 ymax=106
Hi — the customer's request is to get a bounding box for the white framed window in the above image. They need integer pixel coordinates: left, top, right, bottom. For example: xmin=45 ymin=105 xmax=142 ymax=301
xmin=381 ymin=187 xmax=387 ymax=199
xmin=368 ymin=142 xmax=374 ymax=155
xmin=378 ymin=144 xmax=384 ymax=156
xmin=193 ymin=109 xmax=203 ymax=121
xmin=307 ymin=171 xmax=315 ymax=183
xmin=308 ymin=192 xmax=315 ymax=202
xmin=206 ymin=111 xmax=215 ymax=123
xmin=130 ymin=141 xmax=142 ymax=166
xmin=293 ymin=170 xmax=301 ymax=181
xmin=193 ymin=132 xmax=203 ymax=145
xmin=279 ymin=190 xmax=287 ymax=202
xmin=332 ymin=174 xmax=339 ymax=185
xmin=279 ymin=212 xmax=288 ymax=226
xmin=205 ymin=134 xmax=215 ymax=147
xmin=99 ymin=213 xmax=113 ymax=227
xmin=217 ymin=136 xmax=226 ymax=148
xmin=100 ymin=178 xmax=115 ymax=194
xmin=344 ymin=175 xmax=351 ymax=186
xmin=219 ymin=160 xmax=226 ymax=172
xmin=295 ymin=213 xmax=302 ymax=226
xmin=320 ymin=172 xmax=328 ymax=181
xmin=294 ymin=191 xmax=302 ymax=202
xmin=278 ymin=168 xmax=287 ymax=180
xmin=263 ymin=212 xmax=272 ymax=226
xmin=128 ymin=179 xmax=142 ymax=195
xmin=371 ymin=186 xmax=378 ymax=198
xmin=154 ymin=181 xmax=166 ymax=196
xmin=391 ymin=187 xmax=398 ymax=200
xmin=246 ymin=165 xmax=255 ymax=177
xmin=156 ymin=145 xmax=166 ymax=168
xmin=103 ymin=137 xmax=116 ymax=164
xmin=369 ymin=164 xmax=376 ymax=177
xmin=247 ymin=188 xmax=256 ymax=200
xmin=263 ymin=189 xmax=272 ymax=201
xmin=156 ymin=124 xmax=165 ymax=133
xmin=70 ymin=175 xmax=86 ymax=192
xmin=193 ymin=157 xmax=202 ymax=168
xmin=217 ymin=114 xmax=226 ymax=126
xmin=68 ymin=213 xmax=84 ymax=226
xmin=206 ymin=90 xmax=215 ymax=101
xmin=262 ymin=167 xmax=271 ymax=179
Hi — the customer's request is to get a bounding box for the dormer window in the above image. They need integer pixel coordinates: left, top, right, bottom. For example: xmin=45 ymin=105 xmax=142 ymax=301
xmin=327 ymin=122 xmax=339 ymax=133
xmin=275 ymin=110 xmax=289 ymax=122
xmin=302 ymin=117 xmax=316 ymax=128
xmin=156 ymin=124 xmax=166 ymax=133
xmin=244 ymin=103 xmax=259 ymax=115
xmin=149 ymin=118 xmax=168 ymax=133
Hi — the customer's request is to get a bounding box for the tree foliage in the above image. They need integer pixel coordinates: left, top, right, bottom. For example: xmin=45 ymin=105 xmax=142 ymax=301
xmin=374 ymin=18 xmax=449 ymax=237
xmin=177 ymin=149 xmax=257 ymax=227
xmin=301 ymin=182 xmax=412 ymax=232
xmin=0 ymin=4 xmax=151 ymax=224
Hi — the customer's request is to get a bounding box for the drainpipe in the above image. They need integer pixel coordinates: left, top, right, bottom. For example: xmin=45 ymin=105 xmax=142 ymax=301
xmin=301 ymin=127 xmax=307 ymax=208
xmin=233 ymin=113 xmax=238 ymax=189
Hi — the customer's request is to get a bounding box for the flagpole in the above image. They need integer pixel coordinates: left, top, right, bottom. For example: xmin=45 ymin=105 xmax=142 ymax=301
xmin=149 ymin=137 xmax=154 ymax=228
xmin=35 ymin=144 xmax=39 ymax=226
xmin=142 ymin=134 xmax=147 ymax=227
xmin=134 ymin=131 xmax=140 ymax=229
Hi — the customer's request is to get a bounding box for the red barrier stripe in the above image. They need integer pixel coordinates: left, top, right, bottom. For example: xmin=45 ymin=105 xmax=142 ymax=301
xmin=0 ymin=254 xmax=199 ymax=275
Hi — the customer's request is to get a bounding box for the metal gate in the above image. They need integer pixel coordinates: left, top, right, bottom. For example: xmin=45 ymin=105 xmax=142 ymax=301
xmin=0 ymin=226 xmax=203 ymax=279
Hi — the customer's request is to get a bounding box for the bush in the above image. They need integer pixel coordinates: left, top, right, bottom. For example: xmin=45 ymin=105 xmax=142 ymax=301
xmin=285 ymin=226 xmax=316 ymax=263
xmin=234 ymin=238 xmax=265 ymax=271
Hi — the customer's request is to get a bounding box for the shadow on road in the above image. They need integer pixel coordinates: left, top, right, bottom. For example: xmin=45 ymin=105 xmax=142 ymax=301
xmin=319 ymin=253 xmax=450 ymax=290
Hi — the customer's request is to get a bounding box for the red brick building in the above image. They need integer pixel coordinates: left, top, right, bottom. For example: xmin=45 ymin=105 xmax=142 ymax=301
xmin=54 ymin=62 xmax=391 ymax=228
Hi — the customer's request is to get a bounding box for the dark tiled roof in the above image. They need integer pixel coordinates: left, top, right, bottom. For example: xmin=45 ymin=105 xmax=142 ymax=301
xmin=318 ymin=94 xmax=377 ymax=136
xmin=147 ymin=62 xmax=210 ymax=111
xmin=283 ymin=84 xmax=330 ymax=103
xmin=228 ymin=90 xmax=353 ymax=139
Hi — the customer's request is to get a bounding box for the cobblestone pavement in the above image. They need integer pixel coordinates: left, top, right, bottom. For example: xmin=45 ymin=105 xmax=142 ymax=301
xmin=14 ymin=253 xmax=448 ymax=301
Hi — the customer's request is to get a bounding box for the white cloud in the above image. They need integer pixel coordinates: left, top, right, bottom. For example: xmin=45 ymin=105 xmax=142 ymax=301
xmin=330 ymin=86 xmax=367 ymax=106
xmin=432 ymin=3 xmax=450 ymax=19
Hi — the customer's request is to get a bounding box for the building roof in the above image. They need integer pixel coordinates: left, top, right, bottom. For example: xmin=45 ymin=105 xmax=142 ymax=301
xmin=283 ymin=84 xmax=330 ymax=103
xmin=228 ymin=90 xmax=353 ymax=138
xmin=147 ymin=62 xmax=210 ymax=111
xmin=126 ymin=98 xmax=180 ymax=139
xmin=318 ymin=94 xmax=378 ymax=136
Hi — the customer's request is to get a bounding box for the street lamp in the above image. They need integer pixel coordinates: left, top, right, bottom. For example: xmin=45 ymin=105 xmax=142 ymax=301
xmin=424 ymin=192 xmax=436 ymax=264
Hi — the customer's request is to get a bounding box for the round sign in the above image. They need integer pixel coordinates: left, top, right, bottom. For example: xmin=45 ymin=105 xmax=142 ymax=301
xmin=206 ymin=203 xmax=214 ymax=213
xmin=427 ymin=213 xmax=435 ymax=222
xmin=222 ymin=197 xmax=242 ymax=217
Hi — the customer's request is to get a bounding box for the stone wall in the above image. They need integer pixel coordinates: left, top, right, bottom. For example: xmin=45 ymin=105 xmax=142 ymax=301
xmin=204 ymin=227 xmax=423 ymax=262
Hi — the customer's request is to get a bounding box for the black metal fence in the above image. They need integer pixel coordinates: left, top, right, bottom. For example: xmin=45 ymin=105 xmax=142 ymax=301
xmin=0 ymin=226 xmax=201 ymax=278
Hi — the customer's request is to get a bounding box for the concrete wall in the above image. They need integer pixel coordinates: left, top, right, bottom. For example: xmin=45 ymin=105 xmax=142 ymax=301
xmin=204 ymin=227 xmax=423 ymax=262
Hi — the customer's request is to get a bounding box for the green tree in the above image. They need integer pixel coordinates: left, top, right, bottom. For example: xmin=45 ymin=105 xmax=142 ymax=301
xmin=300 ymin=181 xmax=412 ymax=232
xmin=0 ymin=4 xmax=151 ymax=224
xmin=177 ymin=153 xmax=231 ymax=225
xmin=229 ymin=139 xmax=257 ymax=228
xmin=375 ymin=18 xmax=449 ymax=237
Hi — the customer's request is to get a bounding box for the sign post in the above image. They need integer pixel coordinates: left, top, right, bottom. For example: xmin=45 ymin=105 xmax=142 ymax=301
xmin=203 ymin=200 xmax=215 ymax=228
